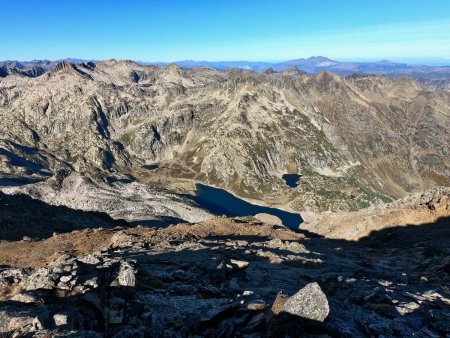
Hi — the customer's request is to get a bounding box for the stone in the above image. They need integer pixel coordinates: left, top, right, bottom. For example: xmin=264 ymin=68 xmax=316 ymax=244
xmin=60 ymin=275 xmax=72 ymax=283
xmin=229 ymin=277 xmax=242 ymax=293
xmin=73 ymin=285 xmax=88 ymax=294
xmin=363 ymin=287 xmax=391 ymax=304
xmin=242 ymin=312 xmax=266 ymax=333
xmin=57 ymin=281 xmax=71 ymax=290
xmin=109 ymin=297 xmax=126 ymax=324
xmin=1 ymin=268 xmax=26 ymax=284
xmin=395 ymin=301 xmax=420 ymax=315
xmin=118 ymin=261 xmax=136 ymax=287
xmin=10 ymin=292 xmax=39 ymax=304
xmin=54 ymin=313 xmax=69 ymax=326
xmin=111 ymin=327 xmax=144 ymax=338
xmin=230 ymin=259 xmax=249 ymax=270
xmin=171 ymin=269 xmax=186 ymax=281
xmin=196 ymin=257 xmax=228 ymax=283
xmin=400 ymin=273 xmax=408 ymax=284
xmin=84 ymin=277 xmax=99 ymax=289
xmin=170 ymin=283 xmax=193 ymax=295
xmin=430 ymin=312 xmax=450 ymax=333
xmin=200 ymin=302 xmax=240 ymax=323
xmin=271 ymin=292 xmax=289 ymax=315
xmin=247 ymin=299 xmax=267 ymax=311
xmin=0 ymin=309 xmax=43 ymax=334
xmin=22 ymin=268 xmax=55 ymax=290
xmin=78 ymin=255 xmax=101 ymax=265
xmin=282 ymin=282 xmax=329 ymax=322
xmin=254 ymin=213 xmax=283 ymax=226
xmin=421 ymin=327 xmax=441 ymax=337
xmin=200 ymin=285 xmax=222 ymax=295
xmin=53 ymin=254 xmax=77 ymax=268
xmin=83 ymin=293 xmax=102 ymax=310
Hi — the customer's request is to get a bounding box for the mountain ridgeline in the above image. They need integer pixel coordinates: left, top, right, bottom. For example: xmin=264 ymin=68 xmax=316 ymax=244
xmin=0 ymin=60 xmax=449 ymax=213
xmin=2 ymin=56 xmax=450 ymax=79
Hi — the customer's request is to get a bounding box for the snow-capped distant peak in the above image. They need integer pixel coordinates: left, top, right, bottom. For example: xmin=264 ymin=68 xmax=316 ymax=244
xmin=316 ymin=61 xmax=338 ymax=67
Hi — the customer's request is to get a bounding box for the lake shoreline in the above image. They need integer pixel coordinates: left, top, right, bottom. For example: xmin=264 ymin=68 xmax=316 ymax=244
xmin=192 ymin=183 xmax=304 ymax=230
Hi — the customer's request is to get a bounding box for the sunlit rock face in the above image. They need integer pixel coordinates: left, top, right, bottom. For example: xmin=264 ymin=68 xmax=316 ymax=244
xmin=1 ymin=61 xmax=449 ymax=212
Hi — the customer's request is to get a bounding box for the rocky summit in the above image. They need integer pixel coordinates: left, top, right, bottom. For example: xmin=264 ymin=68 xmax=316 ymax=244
xmin=0 ymin=61 xmax=450 ymax=337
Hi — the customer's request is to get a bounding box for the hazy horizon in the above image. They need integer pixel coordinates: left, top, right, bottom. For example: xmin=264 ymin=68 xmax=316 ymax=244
xmin=3 ymin=56 xmax=450 ymax=67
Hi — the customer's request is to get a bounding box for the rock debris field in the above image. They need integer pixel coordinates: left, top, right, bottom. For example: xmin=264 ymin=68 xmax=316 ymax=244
xmin=0 ymin=211 xmax=449 ymax=337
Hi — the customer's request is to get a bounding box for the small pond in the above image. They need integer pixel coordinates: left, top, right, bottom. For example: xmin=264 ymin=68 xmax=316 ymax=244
xmin=143 ymin=164 xmax=159 ymax=170
xmin=282 ymin=174 xmax=302 ymax=188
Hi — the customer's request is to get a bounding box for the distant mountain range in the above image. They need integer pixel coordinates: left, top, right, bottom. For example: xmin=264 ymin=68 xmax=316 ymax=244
xmin=1 ymin=56 xmax=450 ymax=79
xmin=148 ymin=56 xmax=450 ymax=78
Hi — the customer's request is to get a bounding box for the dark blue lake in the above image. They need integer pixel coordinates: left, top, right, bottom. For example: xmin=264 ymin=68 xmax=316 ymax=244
xmin=282 ymin=174 xmax=301 ymax=188
xmin=192 ymin=183 xmax=303 ymax=230
xmin=143 ymin=164 xmax=159 ymax=170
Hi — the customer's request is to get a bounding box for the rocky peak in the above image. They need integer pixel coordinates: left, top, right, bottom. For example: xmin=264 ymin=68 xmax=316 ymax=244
xmin=262 ymin=67 xmax=277 ymax=75
xmin=167 ymin=62 xmax=182 ymax=72
xmin=306 ymin=55 xmax=334 ymax=64
xmin=53 ymin=60 xmax=74 ymax=73
xmin=314 ymin=70 xmax=342 ymax=82
xmin=281 ymin=65 xmax=302 ymax=76
xmin=48 ymin=60 xmax=93 ymax=80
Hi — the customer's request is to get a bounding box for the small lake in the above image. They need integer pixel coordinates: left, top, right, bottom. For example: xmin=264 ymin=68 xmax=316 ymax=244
xmin=143 ymin=164 xmax=159 ymax=170
xmin=282 ymin=174 xmax=301 ymax=188
xmin=0 ymin=177 xmax=43 ymax=187
xmin=192 ymin=183 xmax=303 ymax=230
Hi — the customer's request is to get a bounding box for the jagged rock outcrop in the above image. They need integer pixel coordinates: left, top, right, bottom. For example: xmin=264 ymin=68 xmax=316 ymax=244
xmin=1 ymin=171 xmax=214 ymax=236
xmin=303 ymin=187 xmax=450 ymax=240
xmin=416 ymin=77 xmax=450 ymax=91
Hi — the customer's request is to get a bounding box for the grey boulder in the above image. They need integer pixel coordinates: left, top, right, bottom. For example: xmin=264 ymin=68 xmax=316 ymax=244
xmin=282 ymin=282 xmax=329 ymax=322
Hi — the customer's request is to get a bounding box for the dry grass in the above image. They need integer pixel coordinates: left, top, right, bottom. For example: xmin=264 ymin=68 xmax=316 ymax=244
xmin=158 ymin=217 xmax=303 ymax=241
xmin=0 ymin=229 xmax=115 ymax=269
xmin=422 ymin=170 xmax=450 ymax=186
xmin=0 ymin=284 xmax=22 ymax=302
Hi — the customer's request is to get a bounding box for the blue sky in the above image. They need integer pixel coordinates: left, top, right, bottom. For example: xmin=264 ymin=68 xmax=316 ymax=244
xmin=2 ymin=0 xmax=450 ymax=63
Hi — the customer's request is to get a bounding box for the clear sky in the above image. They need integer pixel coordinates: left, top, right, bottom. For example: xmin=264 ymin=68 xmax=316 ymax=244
xmin=2 ymin=0 xmax=450 ymax=63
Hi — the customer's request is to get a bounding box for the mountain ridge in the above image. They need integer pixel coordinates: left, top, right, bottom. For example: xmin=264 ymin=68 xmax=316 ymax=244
xmin=2 ymin=56 xmax=450 ymax=79
xmin=1 ymin=60 xmax=449 ymax=214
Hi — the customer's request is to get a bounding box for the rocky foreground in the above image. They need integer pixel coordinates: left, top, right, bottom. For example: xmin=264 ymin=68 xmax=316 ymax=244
xmin=1 ymin=210 xmax=449 ymax=337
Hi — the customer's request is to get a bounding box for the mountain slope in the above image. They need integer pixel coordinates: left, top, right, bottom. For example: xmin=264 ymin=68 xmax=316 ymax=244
xmin=0 ymin=61 xmax=449 ymax=213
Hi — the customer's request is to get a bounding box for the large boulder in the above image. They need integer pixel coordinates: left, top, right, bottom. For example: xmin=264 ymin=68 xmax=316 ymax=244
xmin=117 ymin=261 xmax=136 ymax=287
xmin=282 ymin=282 xmax=329 ymax=322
